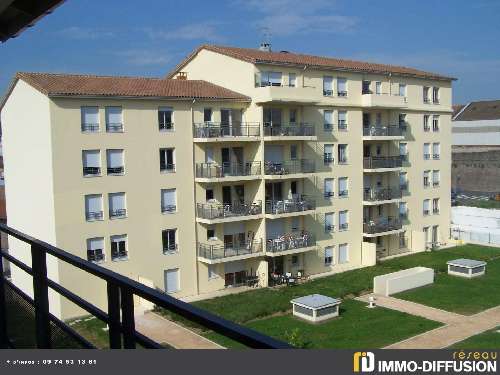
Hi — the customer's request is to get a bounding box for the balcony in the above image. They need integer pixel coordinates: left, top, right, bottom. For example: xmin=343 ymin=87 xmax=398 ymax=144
xmin=264 ymin=159 xmax=315 ymax=179
xmin=266 ymin=231 xmax=316 ymax=256
xmin=193 ymin=122 xmax=260 ymax=142
xmin=197 ymin=240 xmax=263 ymax=264
xmin=195 ymin=162 xmax=262 ymax=182
xmin=363 ymin=125 xmax=405 ymax=140
xmin=254 ymin=85 xmax=318 ymax=105
xmin=83 ymin=167 xmax=101 ymax=176
xmin=363 ymin=217 xmax=403 ymax=237
xmin=263 ymin=124 xmax=316 ymax=140
xmin=106 ymin=123 xmax=124 ymax=133
xmin=361 ymin=93 xmax=408 ymax=108
xmin=196 ymin=201 xmax=263 ymax=223
xmin=265 ymin=196 xmax=315 ymax=218
xmin=363 ymin=187 xmax=402 ymax=205
xmin=363 ymin=156 xmax=403 ymax=172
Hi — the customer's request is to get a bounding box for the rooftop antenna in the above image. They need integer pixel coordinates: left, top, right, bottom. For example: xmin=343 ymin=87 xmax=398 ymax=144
xmin=259 ymin=27 xmax=271 ymax=52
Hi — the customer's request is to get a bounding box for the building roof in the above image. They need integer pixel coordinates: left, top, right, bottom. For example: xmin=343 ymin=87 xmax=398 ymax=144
xmin=1 ymin=72 xmax=250 ymax=110
xmin=167 ymin=44 xmax=456 ymax=81
xmin=447 ymin=258 xmax=487 ymax=268
xmin=291 ymin=294 xmax=341 ymax=309
xmin=452 ymin=104 xmax=465 ymax=119
xmin=453 ymin=100 xmax=500 ymax=121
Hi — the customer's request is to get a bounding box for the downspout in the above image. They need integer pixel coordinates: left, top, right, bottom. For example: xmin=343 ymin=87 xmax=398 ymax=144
xmin=302 ymin=65 xmax=308 ymax=88
xmin=190 ymin=98 xmax=200 ymax=296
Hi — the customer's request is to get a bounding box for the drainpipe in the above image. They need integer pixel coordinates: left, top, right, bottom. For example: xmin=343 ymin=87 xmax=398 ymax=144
xmin=191 ymin=99 xmax=200 ymax=296
xmin=302 ymin=65 xmax=308 ymax=88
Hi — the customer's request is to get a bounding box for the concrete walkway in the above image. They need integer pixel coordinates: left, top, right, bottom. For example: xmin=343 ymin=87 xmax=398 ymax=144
xmin=357 ymin=294 xmax=500 ymax=349
xmin=134 ymin=311 xmax=223 ymax=349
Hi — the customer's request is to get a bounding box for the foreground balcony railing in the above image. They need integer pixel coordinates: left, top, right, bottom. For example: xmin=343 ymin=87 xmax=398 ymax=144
xmin=363 ymin=217 xmax=403 ymax=234
xmin=196 ymin=201 xmax=262 ymax=220
xmin=363 ymin=187 xmax=402 ymax=202
xmin=263 ymin=124 xmax=315 ymax=137
xmin=265 ymin=197 xmax=315 ymax=215
xmin=266 ymin=231 xmax=315 ymax=253
xmin=363 ymin=125 xmax=404 ymax=137
xmin=193 ymin=122 xmax=261 ymax=138
xmin=195 ymin=162 xmax=261 ymax=179
xmin=363 ymin=156 xmax=403 ymax=169
xmin=0 ymin=224 xmax=289 ymax=349
xmin=264 ymin=159 xmax=315 ymax=175
xmin=197 ymin=240 xmax=263 ymax=260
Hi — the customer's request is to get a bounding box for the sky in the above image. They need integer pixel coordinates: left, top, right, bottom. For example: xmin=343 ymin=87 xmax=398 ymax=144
xmin=2 ymin=0 xmax=500 ymax=104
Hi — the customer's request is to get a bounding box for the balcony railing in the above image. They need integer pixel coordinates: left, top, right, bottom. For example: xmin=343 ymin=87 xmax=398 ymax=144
xmin=195 ymin=162 xmax=261 ymax=179
xmin=363 ymin=125 xmax=404 ymax=137
xmin=363 ymin=156 xmax=403 ymax=169
xmin=363 ymin=217 xmax=403 ymax=234
xmin=83 ymin=167 xmax=101 ymax=176
xmin=263 ymin=124 xmax=315 ymax=137
xmin=159 ymin=122 xmax=174 ymax=131
xmin=363 ymin=187 xmax=402 ymax=202
xmin=193 ymin=122 xmax=260 ymax=138
xmin=338 ymin=120 xmax=348 ymax=131
xmin=81 ymin=123 xmax=99 ymax=132
xmin=161 ymin=205 xmax=176 ymax=213
xmin=266 ymin=231 xmax=315 ymax=253
xmin=109 ymin=209 xmax=126 ymax=219
xmin=86 ymin=211 xmax=103 ymax=221
xmin=0 ymin=223 xmax=288 ymax=348
xmin=106 ymin=123 xmax=123 ymax=132
xmin=160 ymin=163 xmax=175 ymax=173
xmin=162 ymin=243 xmax=178 ymax=254
xmin=265 ymin=196 xmax=315 ymax=215
xmin=107 ymin=166 xmax=124 ymax=175
xmin=264 ymin=159 xmax=315 ymax=175
xmin=196 ymin=201 xmax=262 ymax=220
xmin=198 ymin=240 xmax=263 ymax=260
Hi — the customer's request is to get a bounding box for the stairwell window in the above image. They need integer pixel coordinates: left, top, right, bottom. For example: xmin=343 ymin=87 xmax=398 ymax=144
xmin=323 ymin=110 xmax=333 ymax=131
xmin=323 ymin=76 xmax=333 ymax=96
xmin=85 ymin=194 xmax=103 ymax=221
xmin=109 ymin=192 xmax=126 ymax=219
xmin=158 ymin=107 xmax=174 ymax=131
xmin=81 ymin=106 xmax=99 ymax=132
xmin=111 ymin=235 xmax=128 ymax=261
xmin=339 ymin=210 xmax=349 ymax=231
xmin=432 ymin=115 xmax=440 ymax=132
xmin=288 ymin=73 xmax=296 ymax=87
xmin=423 ymin=199 xmax=431 ymax=216
xmin=339 ymin=243 xmax=349 ymax=264
xmin=162 ymin=229 xmax=178 ymax=254
xmin=432 ymin=143 xmax=440 ymax=159
xmin=324 ymin=144 xmax=334 ymax=165
xmin=87 ymin=237 xmax=105 ymax=263
xmin=105 ymin=106 xmax=123 ymax=132
xmin=160 ymin=148 xmax=175 ymax=173
xmin=338 ymin=144 xmax=348 ymax=164
xmin=324 ymin=246 xmax=334 ymax=266
xmin=433 ymin=170 xmax=440 ymax=187
xmin=337 ymin=77 xmax=347 ymax=97
xmin=324 ymin=178 xmax=334 ymax=198
xmin=107 ymin=149 xmax=124 ymax=175
xmin=338 ymin=177 xmax=348 ymax=197
xmin=82 ymin=150 xmax=101 ymax=177
xmin=338 ymin=111 xmax=347 ymax=130
xmin=161 ymin=188 xmax=176 ymax=213
xmin=423 ymin=114 xmax=430 ymax=132
xmin=325 ymin=212 xmax=334 ymax=232
xmin=423 ymin=143 xmax=431 ymax=160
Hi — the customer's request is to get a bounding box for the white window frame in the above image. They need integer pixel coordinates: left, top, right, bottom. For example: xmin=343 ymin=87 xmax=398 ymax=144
xmin=337 ymin=77 xmax=347 ymax=96
xmin=82 ymin=150 xmax=101 ymax=177
xmin=324 ymin=178 xmax=334 ymax=198
xmin=324 ymin=246 xmax=334 ymax=266
xmin=288 ymin=73 xmax=296 ymax=87
xmin=338 ymin=243 xmax=349 ymax=264
xmin=107 ymin=149 xmax=124 ymax=175
xmin=105 ymin=106 xmax=123 ymax=133
xmin=338 ymin=177 xmax=348 ymax=198
xmin=110 ymin=234 xmax=128 ymax=261
xmin=158 ymin=106 xmax=174 ymax=131
xmin=87 ymin=237 xmax=105 ymax=263
xmin=339 ymin=210 xmax=349 ymax=231
xmin=81 ymin=106 xmax=99 ymax=132
xmin=85 ymin=194 xmax=103 ymax=221
xmin=323 ymin=76 xmax=333 ymax=96
xmin=161 ymin=188 xmax=177 ymax=213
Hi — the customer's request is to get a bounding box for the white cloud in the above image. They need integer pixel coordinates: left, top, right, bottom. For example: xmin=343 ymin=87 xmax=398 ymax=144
xmin=115 ymin=50 xmax=171 ymax=66
xmin=144 ymin=22 xmax=225 ymax=42
xmin=56 ymin=26 xmax=115 ymax=40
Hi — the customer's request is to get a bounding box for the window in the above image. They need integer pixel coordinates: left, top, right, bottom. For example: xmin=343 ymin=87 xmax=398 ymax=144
xmin=291 ymin=255 xmax=299 ymax=266
xmin=289 ymin=108 xmax=297 ymax=124
xmin=164 ymin=268 xmax=180 ymax=293
xmin=399 ymin=172 xmax=408 ymax=190
xmin=399 ymin=202 xmax=407 ymax=219
xmin=338 ymin=111 xmax=347 ymax=130
xmin=162 ymin=229 xmax=177 ymax=253
xmin=81 ymin=106 xmax=99 ymax=132
xmin=338 ymin=243 xmax=349 ymax=264
xmin=324 ymin=178 xmax=334 ymax=198
xmin=82 ymin=150 xmax=101 ymax=176
xmin=111 ymin=234 xmax=128 ymax=261
xmin=291 ymin=217 xmax=299 ymax=232
xmin=338 ymin=177 xmax=348 ymax=197
xmin=433 ymin=170 xmax=440 ymax=187
xmin=288 ymin=73 xmax=296 ymax=87
xmin=107 ymin=149 xmax=124 ymax=175
xmin=338 ymin=144 xmax=348 ymax=164
xmin=423 ymin=199 xmax=430 ymax=216
xmin=203 ymin=108 xmax=212 ymax=123
xmin=324 ymin=246 xmax=334 ymax=265
xmin=260 ymin=71 xmax=282 ymax=87
xmin=290 ymin=181 xmax=297 ymax=195
xmin=208 ymin=264 xmax=217 ymax=279
xmin=432 ymin=87 xmax=440 ymax=104
xmin=323 ymin=110 xmax=333 ymax=131
xmin=85 ymin=194 xmax=103 ymax=221
xmin=399 ymin=113 xmax=407 ymax=128
xmin=105 ymin=107 xmax=123 ymax=132
xmin=109 ymin=192 xmax=126 ymax=219
xmin=87 ymin=237 xmax=104 ymax=263
xmin=339 ymin=210 xmax=348 ymax=231
xmin=423 ymin=86 xmax=430 ymax=103
xmin=160 ymin=148 xmax=175 ymax=172
xmin=324 ymin=144 xmax=334 ymax=164
xmin=362 ymin=80 xmax=371 ymax=94
xmin=423 ymin=227 xmax=430 ymax=242
xmin=290 ymin=144 xmax=298 ymax=160
xmin=399 ymin=143 xmax=408 ymax=161
xmin=375 ymin=113 xmax=382 ymax=126
xmin=161 ymin=188 xmax=176 ymax=213
xmin=325 ymin=212 xmax=334 ymax=232
xmin=207 ymin=227 xmax=216 ymax=240
xmin=433 ymin=198 xmax=440 ymax=214
xmin=423 ymin=115 xmax=430 ymax=132
xmin=158 ymin=107 xmax=173 ymax=131
xmin=432 ymin=115 xmax=440 ymax=132
xmin=432 ymin=143 xmax=440 ymax=159
xmin=423 ymin=143 xmax=431 ymax=160
xmin=398 ymin=83 xmax=407 ymax=97
xmin=323 ymin=76 xmax=333 ymax=96
xmin=206 ymin=189 xmax=214 ymax=201
xmin=424 ymin=170 xmax=432 ymax=187
xmin=399 ymin=232 xmax=406 ymax=248
xmin=337 ymin=77 xmax=347 ymax=96
xmin=375 ymin=81 xmax=382 ymax=95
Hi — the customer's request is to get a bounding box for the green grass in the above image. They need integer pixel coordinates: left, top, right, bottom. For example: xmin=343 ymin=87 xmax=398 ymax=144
xmin=450 ymin=327 xmax=500 ymax=349
xmin=69 ymin=317 xmax=111 ymax=349
xmin=457 ymin=199 xmax=500 ymax=209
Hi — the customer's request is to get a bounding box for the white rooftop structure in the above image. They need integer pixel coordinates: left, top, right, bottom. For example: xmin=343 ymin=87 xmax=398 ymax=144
xmin=447 ymin=258 xmax=487 ymax=278
xmin=291 ymin=294 xmax=341 ymax=323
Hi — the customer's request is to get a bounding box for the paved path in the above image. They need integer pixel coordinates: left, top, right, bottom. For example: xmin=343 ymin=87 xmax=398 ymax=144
xmin=134 ymin=311 xmax=223 ymax=349
xmin=357 ymin=294 xmax=500 ymax=349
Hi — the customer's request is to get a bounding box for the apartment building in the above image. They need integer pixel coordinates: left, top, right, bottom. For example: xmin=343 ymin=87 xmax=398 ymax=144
xmin=1 ymin=45 xmax=454 ymax=319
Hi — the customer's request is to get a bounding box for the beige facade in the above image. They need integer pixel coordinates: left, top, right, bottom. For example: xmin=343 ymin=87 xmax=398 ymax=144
xmin=1 ymin=46 xmax=453 ymax=319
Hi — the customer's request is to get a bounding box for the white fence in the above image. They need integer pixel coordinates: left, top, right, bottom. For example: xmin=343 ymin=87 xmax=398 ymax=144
xmin=373 ymin=267 xmax=434 ymax=296
xmin=451 ymin=228 xmax=500 ymax=246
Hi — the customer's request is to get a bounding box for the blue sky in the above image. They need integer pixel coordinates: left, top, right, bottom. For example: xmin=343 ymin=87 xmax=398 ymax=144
xmin=2 ymin=0 xmax=500 ymax=104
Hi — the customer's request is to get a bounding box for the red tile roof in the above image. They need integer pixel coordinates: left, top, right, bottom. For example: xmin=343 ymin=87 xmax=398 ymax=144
xmin=168 ymin=45 xmax=456 ymax=81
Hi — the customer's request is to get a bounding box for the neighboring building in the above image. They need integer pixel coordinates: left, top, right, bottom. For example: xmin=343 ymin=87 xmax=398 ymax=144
xmin=452 ymin=100 xmax=500 ymax=194
xmin=1 ymin=44 xmax=454 ymax=319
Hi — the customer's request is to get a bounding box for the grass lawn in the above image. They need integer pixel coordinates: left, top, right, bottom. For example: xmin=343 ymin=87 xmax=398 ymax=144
xmin=69 ymin=317 xmax=110 ymax=349
xmin=450 ymin=327 xmax=500 ymax=349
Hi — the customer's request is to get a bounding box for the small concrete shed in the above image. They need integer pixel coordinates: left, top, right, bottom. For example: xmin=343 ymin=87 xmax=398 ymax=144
xmin=291 ymin=294 xmax=341 ymax=323
xmin=447 ymin=259 xmax=487 ymax=278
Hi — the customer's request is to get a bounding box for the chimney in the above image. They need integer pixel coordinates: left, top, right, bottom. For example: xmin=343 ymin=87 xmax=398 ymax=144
xmin=259 ymin=42 xmax=271 ymax=52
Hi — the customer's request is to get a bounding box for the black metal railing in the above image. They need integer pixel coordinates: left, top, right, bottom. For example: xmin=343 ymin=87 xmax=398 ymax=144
xmin=193 ymin=123 xmax=260 ymax=138
xmin=197 ymin=240 xmax=263 ymax=260
xmin=109 ymin=209 xmax=126 ymax=219
xmin=81 ymin=123 xmax=99 ymax=132
xmin=85 ymin=211 xmax=103 ymax=221
xmin=160 ymin=164 xmax=176 ymax=173
xmin=196 ymin=201 xmax=262 ymax=220
xmin=195 ymin=162 xmax=261 ymax=179
xmin=263 ymin=124 xmax=315 ymax=137
xmin=266 ymin=232 xmax=315 ymax=253
xmin=264 ymin=159 xmax=315 ymax=175
xmin=159 ymin=122 xmax=174 ymax=131
xmin=106 ymin=123 xmax=123 ymax=132
xmin=107 ymin=167 xmax=124 ymax=175
xmin=363 ymin=125 xmax=403 ymax=137
xmin=363 ymin=187 xmax=402 ymax=202
xmin=363 ymin=217 xmax=402 ymax=234
xmin=363 ymin=156 xmax=403 ymax=169
xmin=162 ymin=243 xmax=178 ymax=254
xmin=265 ymin=197 xmax=315 ymax=215
xmin=338 ymin=120 xmax=348 ymax=131
xmin=0 ymin=223 xmax=289 ymax=349
xmin=83 ymin=167 xmax=101 ymax=176
xmin=161 ymin=205 xmax=176 ymax=213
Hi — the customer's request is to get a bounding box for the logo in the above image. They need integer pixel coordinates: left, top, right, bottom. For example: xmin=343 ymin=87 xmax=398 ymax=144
xmin=353 ymin=352 xmax=376 ymax=373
